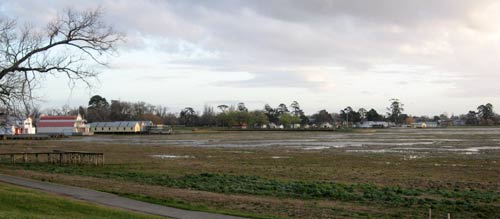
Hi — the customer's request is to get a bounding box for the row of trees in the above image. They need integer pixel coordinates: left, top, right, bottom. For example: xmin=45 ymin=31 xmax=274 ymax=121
xmin=28 ymin=94 xmax=500 ymax=129
xmin=40 ymin=96 xmax=500 ymax=128
xmin=180 ymin=102 xmax=301 ymax=127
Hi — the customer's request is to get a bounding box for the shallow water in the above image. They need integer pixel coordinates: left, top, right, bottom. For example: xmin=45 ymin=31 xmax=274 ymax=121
xmin=60 ymin=127 xmax=500 ymax=155
xmin=150 ymin=155 xmax=194 ymax=159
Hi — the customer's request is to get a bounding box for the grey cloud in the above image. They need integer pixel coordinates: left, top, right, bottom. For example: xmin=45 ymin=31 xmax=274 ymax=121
xmin=3 ymin=0 xmax=500 ymax=100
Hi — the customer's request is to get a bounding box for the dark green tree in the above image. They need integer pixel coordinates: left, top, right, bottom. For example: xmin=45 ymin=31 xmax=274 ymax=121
xmin=387 ymin=98 xmax=404 ymax=124
xmin=87 ymin=95 xmax=110 ymax=122
xmin=366 ymin=108 xmax=383 ymax=121
xmin=180 ymin=107 xmax=197 ymax=126
xmin=264 ymin=104 xmax=278 ymax=124
xmin=477 ymin=103 xmax=495 ymax=125
xmin=290 ymin=100 xmax=308 ymax=125
xmin=465 ymin=110 xmax=479 ymax=125
xmin=312 ymin=109 xmax=332 ymax=124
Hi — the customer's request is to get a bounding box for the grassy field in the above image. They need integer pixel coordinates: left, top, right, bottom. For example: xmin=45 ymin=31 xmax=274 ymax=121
xmin=0 ymin=182 xmax=165 ymax=219
xmin=1 ymin=127 xmax=500 ymax=218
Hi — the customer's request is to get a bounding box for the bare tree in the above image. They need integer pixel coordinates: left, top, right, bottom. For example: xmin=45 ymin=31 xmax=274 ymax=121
xmin=0 ymin=8 xmax=123 ymax=111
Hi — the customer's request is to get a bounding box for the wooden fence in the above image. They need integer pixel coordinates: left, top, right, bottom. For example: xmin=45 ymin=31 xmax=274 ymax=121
xmin=0 ymin=151 xmax=104 ymax=165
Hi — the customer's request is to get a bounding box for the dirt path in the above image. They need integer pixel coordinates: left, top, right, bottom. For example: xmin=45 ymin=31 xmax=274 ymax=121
xmin=0 ymin=174 xmax=247 ymax=219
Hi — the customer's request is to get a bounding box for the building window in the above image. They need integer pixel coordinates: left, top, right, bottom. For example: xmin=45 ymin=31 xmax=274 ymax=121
xmin=109 ymin=127 xmax=111 ymax=130
xmin=101 ymin=128 xmax=104 ymax=131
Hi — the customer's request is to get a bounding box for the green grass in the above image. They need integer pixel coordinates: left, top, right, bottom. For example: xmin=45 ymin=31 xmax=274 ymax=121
xmin=111 ymin=192 xmax=284 ymax=219
xmin=0 ymin=182 xmax=165 ymax=219
xmin=7 ymin=163 xmax=500 ymax=218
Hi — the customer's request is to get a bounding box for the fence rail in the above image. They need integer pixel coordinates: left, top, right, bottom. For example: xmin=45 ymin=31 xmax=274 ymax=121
xmin=0 ymin=151 xmax=104 ymax=165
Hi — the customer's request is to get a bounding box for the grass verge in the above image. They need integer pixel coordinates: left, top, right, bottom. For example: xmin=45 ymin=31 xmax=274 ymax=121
xmin=0 ymin=182 xmax=165 ymax=219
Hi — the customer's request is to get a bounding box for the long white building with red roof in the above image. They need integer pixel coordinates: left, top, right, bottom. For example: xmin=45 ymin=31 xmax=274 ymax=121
xmin=37 ymin=114 xmax=92 ymax=135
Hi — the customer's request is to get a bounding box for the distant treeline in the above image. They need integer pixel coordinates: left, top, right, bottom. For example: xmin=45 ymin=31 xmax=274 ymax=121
xmin=34 ymin=95 xmax=500 ymax=127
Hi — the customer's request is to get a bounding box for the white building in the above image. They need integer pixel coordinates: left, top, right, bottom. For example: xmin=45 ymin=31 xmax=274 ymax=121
xmin=37 ymin=115 xmax=92 ymax=135
xmin=357 ymin=121 xmax=389 ymax=128
xmin=319 ymin=122 xmax=333 ymax=128
xmin=254 ymin=124 xmax=267 ymax=129
xmin=89 ymin=121 xmax=143 ymax=133
xmin=411 ymin=122 xmax=439 ymax=128
xmin=12 ymin=117 xmax=36 ymax=134
xmin=269 ymin=123 xmax=278 ymax=129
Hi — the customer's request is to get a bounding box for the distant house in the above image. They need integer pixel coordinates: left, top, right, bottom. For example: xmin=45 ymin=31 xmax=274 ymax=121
xmin=37 ymin=115 xmax=92 ymax=135
xmin=12 ymin=117 xmax=36 ymax=135
xmin=319 ymin=122 xmax=333 ymax=129
xmin=147 ymin=124 xmax=173 ymax=134
xmin=411 ymin=122 xmax=438 ymax=128
xmin=0 ymin=117 xmax=36 ymax=135
xmin=269 ymin=123 xmax=278 ymax=129
xmin=140 ymin=121 xmax=153 ymax=130
xmin=291 ymin=124 xmax=301 ymax=129
xmin=89 ymin=121 xmax=146 ymax=133
xmin=254 ymin=124 xmax=267 ymax=129
xmin=357 ymin=121 xmax=389 ymax=128
xmin=452 ymin=119 xmax=466 ymax=126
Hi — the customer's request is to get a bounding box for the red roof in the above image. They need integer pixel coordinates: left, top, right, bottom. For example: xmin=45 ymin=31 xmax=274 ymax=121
xmin=40 ymin=116 xmax=78 ymax=120
xmin=38 ymin=122 xmax=75 ymax=127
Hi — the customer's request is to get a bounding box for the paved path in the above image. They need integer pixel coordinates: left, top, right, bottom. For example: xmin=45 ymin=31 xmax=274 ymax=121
xmin=0 ymin=174 xmax=247 ymax=219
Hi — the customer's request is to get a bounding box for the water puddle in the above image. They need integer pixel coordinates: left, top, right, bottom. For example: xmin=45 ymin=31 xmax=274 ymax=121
xmin=348 ymin=146 xmax=500 ymax=154
xmin=302 ymin=146 xmax=330 ymax=150
xmin=150 ymin=155 xmax=194 ymax=159
xmin=271 ymin=156 xmax=290 ymax=159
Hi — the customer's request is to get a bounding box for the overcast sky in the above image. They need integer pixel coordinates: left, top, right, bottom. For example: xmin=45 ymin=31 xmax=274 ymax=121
xmin=2 ymin=0 xmax=500 ymax=116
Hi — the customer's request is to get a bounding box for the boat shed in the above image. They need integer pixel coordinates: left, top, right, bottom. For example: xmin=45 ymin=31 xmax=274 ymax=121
xmin=37 ymin=115 xmax=91 ymax=136
xmin=89 ymin=121 xmax=143 ymax=133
